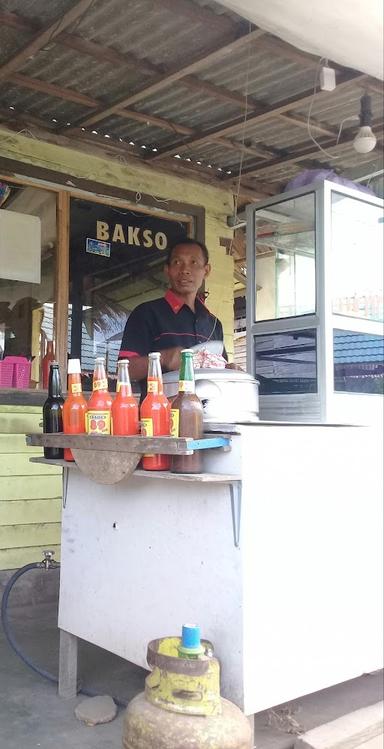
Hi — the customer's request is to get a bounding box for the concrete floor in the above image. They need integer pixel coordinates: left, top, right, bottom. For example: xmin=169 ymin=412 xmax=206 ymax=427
xmin=0 ymin=571 xmax=383 ymax=749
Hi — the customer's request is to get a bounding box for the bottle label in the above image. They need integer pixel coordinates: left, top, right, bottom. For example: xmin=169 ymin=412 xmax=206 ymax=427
xmin=71 ymin=383 xmax=82 ymax=394
xmin=147 ymin=379 xmax=159 ymax=394
xmin=141 ymin=417 xmax=154 ymax=457
xmin=93 ymin=378 xmax=108 ymax=391
xmin=179 ymin=380 xmax=195 ymax=393
xmin=86 ymin=410 xmax=111 ymax=434
xmin=170 ymin=409 xmax=179 ymax=438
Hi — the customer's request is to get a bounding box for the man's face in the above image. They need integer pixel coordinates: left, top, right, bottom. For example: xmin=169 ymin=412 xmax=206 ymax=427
xmin=164 ymin=243 xmax=211 ymax=297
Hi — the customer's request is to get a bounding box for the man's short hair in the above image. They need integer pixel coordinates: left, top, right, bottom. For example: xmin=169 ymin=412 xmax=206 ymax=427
xmin=166 ymin=238 xmax=209 ymax=266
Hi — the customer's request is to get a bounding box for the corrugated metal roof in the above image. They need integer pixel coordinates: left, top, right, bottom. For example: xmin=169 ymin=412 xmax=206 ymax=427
xmin=0 ymin=0 xmax=382 ymax=193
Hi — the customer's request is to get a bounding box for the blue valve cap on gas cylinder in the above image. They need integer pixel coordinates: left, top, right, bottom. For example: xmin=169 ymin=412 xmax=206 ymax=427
xmin=182 ymin=623 xmax=201 ymax=650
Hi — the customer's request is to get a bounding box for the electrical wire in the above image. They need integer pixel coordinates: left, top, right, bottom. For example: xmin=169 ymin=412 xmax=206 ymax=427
xmin=306 ymin=57 xmax=341 ymax=160
xmin=230 ymin=22 xmax=253 ymax=253
xmin=336 ymin=115 xmax=360 ymax=145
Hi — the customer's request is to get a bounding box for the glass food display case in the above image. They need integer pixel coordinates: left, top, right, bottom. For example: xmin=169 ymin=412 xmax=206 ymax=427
xmin=246 ymin=180 xmax=384 ymax=423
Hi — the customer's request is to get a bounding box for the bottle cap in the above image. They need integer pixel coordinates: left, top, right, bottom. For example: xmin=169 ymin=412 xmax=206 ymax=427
xmin=95 ymin=356 xmax=105 ymax=364
xmin=67 ymin=358 xmax=81 ymax=374
xmin=181 ymin=349 xmax=193 ymax=354
xmin=119 ymin=358 xmax=129 ymax=364
xmin=148 ymin=352 xmax=160 ymax=358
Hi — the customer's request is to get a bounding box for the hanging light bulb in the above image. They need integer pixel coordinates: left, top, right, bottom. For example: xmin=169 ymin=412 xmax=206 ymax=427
xmin=353 ymin=94 xmax=377 ymax=154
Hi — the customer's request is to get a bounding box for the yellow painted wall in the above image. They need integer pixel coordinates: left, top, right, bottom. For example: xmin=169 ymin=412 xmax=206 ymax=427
xmin=0 ymin=406 xmax=62 ymax=570
xmin=0 ymin=129 xmax=235 ymax=355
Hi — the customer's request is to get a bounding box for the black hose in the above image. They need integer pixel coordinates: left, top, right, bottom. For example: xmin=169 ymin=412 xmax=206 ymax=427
xmin=1 ymin=562 xmax=127 ymax=706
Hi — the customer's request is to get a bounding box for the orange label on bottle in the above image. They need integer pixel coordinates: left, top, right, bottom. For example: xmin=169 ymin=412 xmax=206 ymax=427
xmin=178 ymin=380 xmax=194 ymax=393
xmin=141 ymin=417 xmax=154 ymax=457
xmin=93 ymin=378 xmax=108 ymax=391
xmin=71 ymin=383 xmax=82 ymax=394
xmin=147 ymin=379 xmax=159 ymax=394
xmin=170 ymin=409 xmax=179 ymax=438
xmin=86 ymin=410 xmax=111 ymax=434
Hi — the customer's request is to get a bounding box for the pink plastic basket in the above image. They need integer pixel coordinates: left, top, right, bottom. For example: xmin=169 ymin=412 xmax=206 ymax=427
xmin=0 ymin=358 xmax=14 ymax=387
xmin=0 ymin=356 xmax=31 ymax=389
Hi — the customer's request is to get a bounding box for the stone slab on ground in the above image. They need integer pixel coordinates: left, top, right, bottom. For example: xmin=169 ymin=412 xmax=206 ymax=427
xmin=75 ymin=695 xmax=118 ymax=726
xmin=294 ymin=702 xmax=383 ymax=749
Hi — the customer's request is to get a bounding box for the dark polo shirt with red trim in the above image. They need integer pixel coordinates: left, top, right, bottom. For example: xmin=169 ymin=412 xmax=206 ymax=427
xmin=119 ymin=290 xmax=225 ymax=365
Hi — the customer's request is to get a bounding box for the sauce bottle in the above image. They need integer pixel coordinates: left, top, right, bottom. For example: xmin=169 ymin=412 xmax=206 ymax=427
xmin=42 ymin=340 xmax=55 ymax=389
xmin=63 ymin=358 xmax=88 ymax=461
xmin=86 ymin=356 xmax=112 ymax=435
xmin=112 ymin=359 xmax=139 ymax=435
xmin=170 ymin=349 xmax=203 ymax=474
xmin=42 ymin=362 xmax=64 ymax=459
xmin=140 ymin=352 xmax=170 ymax=471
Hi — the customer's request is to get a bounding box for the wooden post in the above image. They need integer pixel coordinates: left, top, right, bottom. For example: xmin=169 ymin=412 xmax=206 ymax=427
xmin=55 ymin=191 xmax=70 ymax=383
xmin=58 ymin=629 xmax=78 ymax=699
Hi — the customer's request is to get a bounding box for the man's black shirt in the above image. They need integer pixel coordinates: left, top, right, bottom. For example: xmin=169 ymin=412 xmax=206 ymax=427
xmin=119 ymin=289 xmax=225 ymax=361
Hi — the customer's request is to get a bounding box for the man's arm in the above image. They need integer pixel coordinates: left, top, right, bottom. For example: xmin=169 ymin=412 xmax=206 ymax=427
xmin=128 ymin=347 xmax=183 ymax=381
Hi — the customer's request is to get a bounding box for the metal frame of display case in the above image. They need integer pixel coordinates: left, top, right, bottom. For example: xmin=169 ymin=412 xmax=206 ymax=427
xmin=246 ymin=180 xmax=384 ymax=423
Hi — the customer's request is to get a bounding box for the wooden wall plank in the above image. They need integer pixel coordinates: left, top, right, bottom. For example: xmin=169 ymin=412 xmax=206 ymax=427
xmin=0 ymin=498 xmax=61 ymax=525
xmin=0 ymin=544 xmax=61 ymax=569
xmin=0 ymin=434 xmax=42 ymax=452
xmin=0 ymin=475 xmax=62 ymax=501
xmin=0 ymin=522 xmax=61 ymax=548
xmin=0 ymin=454 xmax=62 ymax=476
xmin=0 ymin=411 xmax=42 ymax=434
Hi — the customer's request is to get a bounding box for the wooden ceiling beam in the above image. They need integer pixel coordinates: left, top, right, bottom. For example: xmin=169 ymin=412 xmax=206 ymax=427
xmin=71 ymin=28 xmax=265 ymax=129
xmin=230 ymin=122 xmax=384 ymax=180
xmin=0 ymin=0 xmax=95 ymax=81
xmin=0 ymin=10 xmax=253 ymax=113
xmin=279 ymin=112 xmax=338 ymax=138
xmin=8 ymin=72 xmax=99 ymax=109
xmin=151 ymin=72 xmax=366 ymax=161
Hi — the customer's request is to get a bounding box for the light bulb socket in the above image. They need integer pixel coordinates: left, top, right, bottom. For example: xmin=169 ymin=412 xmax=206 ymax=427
xmin=359 ymin=94 xmax=373 ymax=127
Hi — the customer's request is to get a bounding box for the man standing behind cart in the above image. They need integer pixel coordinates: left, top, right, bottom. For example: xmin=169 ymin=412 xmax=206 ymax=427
xmin=118 ymin=238 xmax=228 ymax=387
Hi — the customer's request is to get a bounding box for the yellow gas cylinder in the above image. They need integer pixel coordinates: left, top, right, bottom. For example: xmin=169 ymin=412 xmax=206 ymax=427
xmin=122 ymin=626 xmax=252 ymax=749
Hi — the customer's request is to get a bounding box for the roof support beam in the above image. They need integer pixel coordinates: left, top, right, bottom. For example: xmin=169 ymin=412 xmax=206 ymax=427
xmin=71 ymin=28 xmax=265 ymax=129
xmin=0 ymin=0 xmax=94 ymax=81
xmin=228 ymin=123 xmax=384 ymax=180
xmin=150 ymin=72 xmax=366 ymax=161
xmin=0 ymin=11 xmax=263 ymax=114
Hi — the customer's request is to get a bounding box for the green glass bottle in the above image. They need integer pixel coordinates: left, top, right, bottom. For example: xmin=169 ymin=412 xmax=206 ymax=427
xmin=170 ymin=350 xmax=203 ymax=474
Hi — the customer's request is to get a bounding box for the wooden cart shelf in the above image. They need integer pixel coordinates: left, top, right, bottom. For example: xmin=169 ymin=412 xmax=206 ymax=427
xmin=29 ymin=456 xmax=240 ymax=483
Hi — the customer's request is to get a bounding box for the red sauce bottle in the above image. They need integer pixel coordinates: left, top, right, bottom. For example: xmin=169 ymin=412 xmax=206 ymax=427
xmin=140 ymin=352 xmax=170 ymax=471
xmin=112 ymin=359 xmax=139 ymax=436
xmin=86 ymin=357 xmax=112 ymax=435
xmin=63 ymin=358 xmax=88 ymax=461
xmin=42 ymin=340 xmax=55 ymax=389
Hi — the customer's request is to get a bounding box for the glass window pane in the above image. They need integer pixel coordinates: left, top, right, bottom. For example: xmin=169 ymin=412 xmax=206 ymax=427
xmin=0 ymin=181 xmax=57 ymax=390
xmin=255 ymin=329 xmax=317 ymax=394
xmin=255 ymin=193 xmax=316 ymax=321
xmin=334 ymin=329 xmax=384 ymax=394
xmin=331 ymin=193 xmax=383 ymax=322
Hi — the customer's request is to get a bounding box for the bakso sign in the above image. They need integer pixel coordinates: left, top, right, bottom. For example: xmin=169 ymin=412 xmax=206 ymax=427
xmin=96 ymin=220 xmax=168 ymax=250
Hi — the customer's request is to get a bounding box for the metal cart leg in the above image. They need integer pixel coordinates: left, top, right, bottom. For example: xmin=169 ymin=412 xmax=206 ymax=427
xmin=58 ymin=629 xmax=78 ymax=699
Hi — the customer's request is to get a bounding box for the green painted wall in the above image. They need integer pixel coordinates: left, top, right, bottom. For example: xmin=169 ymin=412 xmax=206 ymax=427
xmin=0 ymin=406 xmax=62 ymax=570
